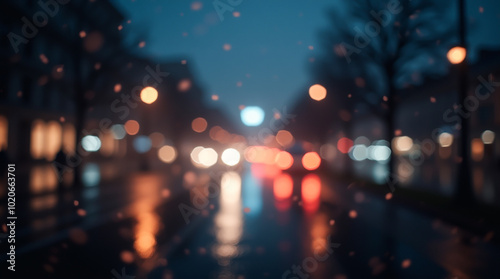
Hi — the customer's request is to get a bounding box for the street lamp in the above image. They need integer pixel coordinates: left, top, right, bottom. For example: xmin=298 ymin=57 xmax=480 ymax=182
xmin=140 ymin=86 xmax=158 ymax=104
xmin=309 ymin=84 xmax=327 ymax=101
xmin=447 ymin=46 xmax=466 ymax=64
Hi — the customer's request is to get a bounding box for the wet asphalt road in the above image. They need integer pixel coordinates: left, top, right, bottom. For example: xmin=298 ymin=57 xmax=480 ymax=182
xmin=2 ymin=166 xmax=499 ymax=279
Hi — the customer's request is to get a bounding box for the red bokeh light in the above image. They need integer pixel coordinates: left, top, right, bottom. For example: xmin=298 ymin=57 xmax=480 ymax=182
xmin=274 ymin=173 xmax=293 ymax=200
xmin=337 ymin=137 xmax=353 ymax=154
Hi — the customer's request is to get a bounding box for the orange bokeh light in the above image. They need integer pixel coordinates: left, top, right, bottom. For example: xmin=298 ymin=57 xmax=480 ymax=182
xmin=191 ymin=1 xmax=202 ymax=10
xmin=158 ymin=145 xmax=177 ymax=163
xmin=191 ymin=117 xmax=208 ymax=133
xmin=309 ymin=84 xmax=327 ymax=101
xmin=471 ymin=138 xmax=484 ymax=161
xmin=447 ymin=46 xmax=466 ymax=64
xmin=273 ymin=173 xmax=293 ymax=200
xmin=276 ymin=130 xmax=294 ymax=148
xmin=114 ymin=83 xmax=122 ymax=93
xmin=124 ymin=120 xmax=140 ymax=135
xmin=302 ymin=152 xmax=321 ymax=171
xmin=301 ymin=174 xmax=321 ymax=213
xmin=245 ymin=146 xmax=280 ymax=165
xmin=140 ymin=87 xmax=158 ymax=104
xmin=349 ymin=210 xmax=358 ymax=218
xmin=275 ymin=151 xmax=294 ymax=170
xmin=209 ymin=126 xmax=222 ymax=140
xmin=244 ymin=146 xmax=260 ymax=163
xmin=215 ymin=129 xmax=231 ymax=143
xmin=178 ymin=79 xmax=192 ymax=92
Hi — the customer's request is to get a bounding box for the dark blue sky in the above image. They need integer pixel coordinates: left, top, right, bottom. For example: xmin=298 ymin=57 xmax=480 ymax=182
xmin=112 ymin=0 xmax=500 ymax=121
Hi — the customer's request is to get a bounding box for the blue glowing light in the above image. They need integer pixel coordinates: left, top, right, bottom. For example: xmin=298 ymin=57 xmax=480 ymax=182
xmin=82 ymin=163 xmax=100 ymax=187
xmin=240 ymin=106 xmax=265 ymax=127
xmin=111 ymin=124 xmax=126 ymax=140
xmin=81 ymin=135 xmax=101 ymax=152
xmin=133 ymin=135 xmax=152 ymax=153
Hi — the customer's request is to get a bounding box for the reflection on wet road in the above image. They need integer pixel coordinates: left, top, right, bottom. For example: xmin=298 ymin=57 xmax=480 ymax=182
xmin=6 ymin=165 xmax=500 ymax=279
xmin=148 ymin=167 xmax=500 ymax=279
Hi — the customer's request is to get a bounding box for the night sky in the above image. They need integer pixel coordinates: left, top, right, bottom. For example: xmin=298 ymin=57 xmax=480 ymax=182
xmin=112 ymin=0 xmax=500 ymax=121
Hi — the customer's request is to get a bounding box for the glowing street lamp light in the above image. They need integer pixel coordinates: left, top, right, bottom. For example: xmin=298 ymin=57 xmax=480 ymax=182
xmin=241 ymin=106 xmax=265 ymax=127
xmin=447 ymin=46 xmax=466 ymax=64
xmin=221 ymin=148 xmax=241 ymax=166
xmin=309 ymin=84 xmax=327 ymax=101
xmin=140 ymin=86 xmax=158 ymax=104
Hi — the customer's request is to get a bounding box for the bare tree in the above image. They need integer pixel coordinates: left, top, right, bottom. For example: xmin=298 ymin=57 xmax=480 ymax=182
xmin=316 ymin=0 xmax=456 ymax=191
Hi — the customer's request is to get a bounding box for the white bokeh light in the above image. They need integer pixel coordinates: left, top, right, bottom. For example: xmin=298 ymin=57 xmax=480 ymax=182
xmin=221 ymin=148 xmax=241 ymax=166
xmin=82 ymin=135 xmax=101 ymax=152
xmin=199 ymin=148 xmax=218 ymax=167
xmin=240 ymin=106 xmax=265 ymax=127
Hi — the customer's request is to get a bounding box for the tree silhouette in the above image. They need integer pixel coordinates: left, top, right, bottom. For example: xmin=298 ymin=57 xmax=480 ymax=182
xmin=315 ymin=0 xmax=456 ymax=190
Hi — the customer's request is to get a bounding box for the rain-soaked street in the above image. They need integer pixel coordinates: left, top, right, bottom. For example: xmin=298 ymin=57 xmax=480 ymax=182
xmin=5 ymin=166 xmax=500 ymax=279
xmin=2 ymin=0 xmax=500 ymax=278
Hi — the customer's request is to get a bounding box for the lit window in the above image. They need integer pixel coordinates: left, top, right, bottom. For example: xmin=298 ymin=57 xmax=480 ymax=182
xmin=31 ymin=120 xmax=45 ymax=159
xmin=31 ymin=120 xmax=63 ymax=160
xmin=45 ymin=121 xmax=62 ymax=160
xmin=0 ymin=115 xmax=7 ymax=149
xmin=62 ymin=123 xmax=76 ymax=154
